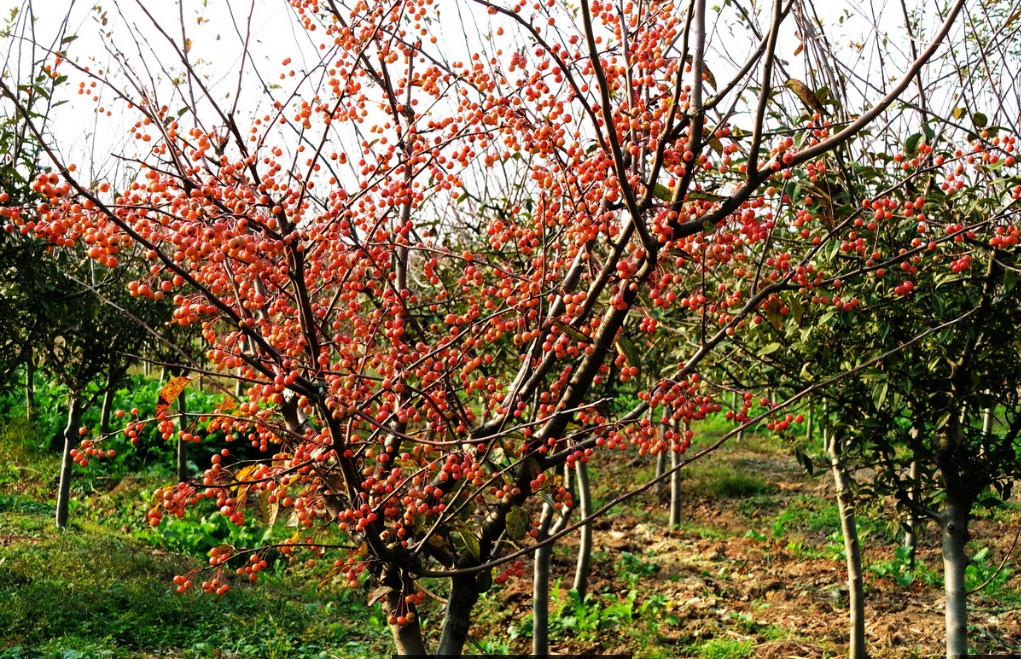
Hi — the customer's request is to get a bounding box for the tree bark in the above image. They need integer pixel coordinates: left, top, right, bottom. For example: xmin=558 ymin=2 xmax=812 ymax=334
xmin=533 ymin=503 xmax=557 ymax=656
xmin=25 ymin=351 xmax=35 ymax=423
xmin=572 ymin=460 xmax=593 ymax=599
xmin=99 ymin=370 xmax=116 ymax=434
xmin=176 ymin=386 xmax=189 ymax=482
xmin=381 ymin=567 xmax=428 ymax=656
xmin=56 ymin=397 xmax=83 ymax=529
xmin=669 ymin=420 xmax=682 ymax=527
xmin=826 ymin=429 xmax=866 ymax=659
xmin=904 ymin=457 xmax=920 ymax=569
xmin=436 ymin=573 xmax=479 ymax=656
xmin=941 ymin=487 xmax=971 ymax=659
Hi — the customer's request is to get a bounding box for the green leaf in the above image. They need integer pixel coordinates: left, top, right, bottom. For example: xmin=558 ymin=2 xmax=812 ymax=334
xmin=873 ymin=382 xmax=889 ymax=410
xmin=477 ymin=568 xmax=494 ymax=593
xmin=758 ymin=342 xmax=783 ymax=357
xmin=973 ymin=112 xmax=988 ymax=128
xmin=61 ymin=35 xmax=78 ymax=44
xmin=787 ymin=295 xmax=804 ymax=326
xmin=687 ymin=190 xmax=727 ymax=202
xmin=651 ymin=182 xmax=674 ymax=202
xmin=1004 ymin=268 xmax=1016 ymax=293
xmin=795 ymin=447 xmax=814 ymax=476
xmin=457 ymin=529 xmax=480 ymax=559
xmin=506 ymin=506 xmax=528 ymax=539
xmin=904 ymin=133 xmax=923 ymax=155
xmin=616 ymin=335 xmax=642 ymax=368
xmin=551 ymin=318 xmax=590 ymax=344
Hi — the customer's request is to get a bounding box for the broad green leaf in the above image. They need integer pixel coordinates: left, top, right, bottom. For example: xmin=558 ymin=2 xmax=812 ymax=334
xmin=873 ymin=382 xmax=889 ymax=410
xmin=973 ymin=112 xmax=988 ymax=128
xmin=758 ymin=342 xmax=783 ymax=356
xmin=457 ymin=529 xmax=480 ymax=559
xmin=506 ymin=506 xmax=528 ymax=539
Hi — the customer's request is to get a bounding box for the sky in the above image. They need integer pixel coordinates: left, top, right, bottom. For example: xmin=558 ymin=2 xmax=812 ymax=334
xmin=1 ymin=0 xmax=994 ymax=184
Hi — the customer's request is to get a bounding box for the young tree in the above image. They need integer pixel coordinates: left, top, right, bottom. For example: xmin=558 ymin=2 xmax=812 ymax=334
xmin=2 ymin=0 xmax=988 ymax=654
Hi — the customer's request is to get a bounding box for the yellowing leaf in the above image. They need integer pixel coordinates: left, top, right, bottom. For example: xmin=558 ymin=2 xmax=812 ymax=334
xmin=551 ymin=318 xmax=590 ymax=344
xmin=156 ymin=376 xmax=191 ymax=417
xmin=683 ymin=55 xmax=717 ymax=89
xmin=506 ymin=506 xmax=528 ymax=540
xmin=784 ymin=79 xmax=826 ymax=115
xmin=458 ymin=529 xmax=481 ymax=559
xmin=217 ymin=395 xmax=238 ymax=412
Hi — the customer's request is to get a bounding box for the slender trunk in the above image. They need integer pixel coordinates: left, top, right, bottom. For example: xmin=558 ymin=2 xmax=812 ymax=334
xmin=941 ymin=489 xmax=971 ymax=659
xmin=533 ymin=503 xmax=556 ymax=656
xmin=904 ymin=457 xmax=920 ymax=569
xmin=25 ymin=353 xmax=35 ymax=423
xmin=436 ymin=573 xmax=479 ymax=656
xmin=573 ymin=460 xmax=593 ymax=599
xmin=981 ymin=407 xmax=993 ymax=436
xmin=826 ymin=430 xmax=866 ymax=659
xmin=99 ymin=371 xmax=116 ymax=434
xmin=143 ymin=360 xmax=151 ymax=376
xmin=176 ymin=388 xmax=189 ymax=482
xmin=806 ymin=405 xmax=814 ymax=443
xmin=56 ymin=397 xmax=83 ymax=529
xmin=655 ymin=451 xmax=666 ymax=491
xmin=669 ymin=420 xmax=682 ymax=527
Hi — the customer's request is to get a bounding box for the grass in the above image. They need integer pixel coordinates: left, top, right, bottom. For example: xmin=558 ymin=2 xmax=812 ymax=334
xmin=0 ymin=511 xmax=390 ymax=659
xmin=695 ymin=638 xmax=754 ymax=659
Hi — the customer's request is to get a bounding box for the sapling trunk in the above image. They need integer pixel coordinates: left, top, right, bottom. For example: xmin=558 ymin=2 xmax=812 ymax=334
xmin=572 ymin=460 xmax=593 ymax=599
xmin=669 ymin=448 xmax=682 ymax=526
xmin=532 ymin=503 xmax=557 ymax=656
xmin=941 ymin=489 xmax=971 ymax=658
xmin=25 ymin=353 xmax=35 ymax=422
xmin=826 ymin=429 xmax=866 ymax=659
xmin=99 ymin=370 xmax=116 ymax=434
xmin=55 ymin=397 xmax=83 ymax=529
xmin=176 ymin=387 xmax=188 ymax=482
xmin=904 ymin=457 xmax=920 ymax=568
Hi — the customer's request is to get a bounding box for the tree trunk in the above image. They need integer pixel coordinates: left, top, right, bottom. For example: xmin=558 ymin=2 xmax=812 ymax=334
xmin=941 ymin=489 xmax=971 ymax=659
xmin=436 ymin=573 xmax=479 ymax=656
xmin=655 ymin=450 xmax=666 ymax=492
xmin=904 ymin=458 xmax=920 ymax=569
xmin=99 ymin=370 xmax=116 ymax=434
xmin=56 ymin=397 xmax=83 ymax=529
xmin=572 ymin=460 xmax=593 ymax=599
xmin=381 ymin=567 xmax=427 ymax=656
xmin=533 ymin=503 xmax=556 ymax=656
xmin=806 ymin=405 xmax=814 ymax=443
xmin=25 ymin=352 xmax=35 ymax=423
xmin=669 ymin=420 xmax=682 ymax=527
xmin=826 ymin=430 xmax=866 ymax=659
xmin=176 ymin=387 xmax=189 ymax=482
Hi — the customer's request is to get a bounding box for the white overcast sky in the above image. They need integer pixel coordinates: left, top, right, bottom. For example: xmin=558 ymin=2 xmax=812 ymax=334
xmin=2 ymin=0 xmax=995 ymax=182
